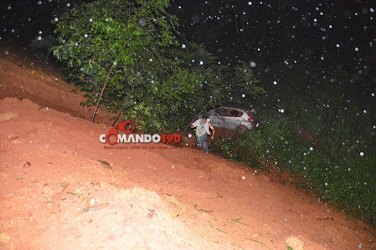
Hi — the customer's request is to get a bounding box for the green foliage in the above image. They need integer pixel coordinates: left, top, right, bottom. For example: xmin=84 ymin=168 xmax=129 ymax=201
xmin=52 ymin=0 xmax=265 ymax=132
xmin=52 ymin=0 xmax=179 ymax=130
xmin=213 ymin=88 xmax=376 ymax=226
xmin=229 ymin=61 xmax=266 ymax=103
xmin=212 ymin=130 xmax=266 ymax=168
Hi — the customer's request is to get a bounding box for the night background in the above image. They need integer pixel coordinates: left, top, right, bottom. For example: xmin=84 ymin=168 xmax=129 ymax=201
xmin=1 ymin=0 xmax=375 ymax=101
xmin=177 ymin=0 xmax=376 ymax=103
xmin=1 ymin=0 xmax=376 ymax=230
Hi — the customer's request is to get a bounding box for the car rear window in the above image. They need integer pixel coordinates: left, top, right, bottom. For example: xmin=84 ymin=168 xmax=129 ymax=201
xmin=228 ymin=109 xmax=243 ymax=117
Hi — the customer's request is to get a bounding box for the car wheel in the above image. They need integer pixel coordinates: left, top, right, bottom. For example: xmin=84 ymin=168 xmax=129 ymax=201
xmin=236 ymin=125 xmax=247 ymax=134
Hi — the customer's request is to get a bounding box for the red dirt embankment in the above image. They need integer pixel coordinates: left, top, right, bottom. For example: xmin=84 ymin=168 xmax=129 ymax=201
xmin=0 ymin=48 xmax=375 ymax=250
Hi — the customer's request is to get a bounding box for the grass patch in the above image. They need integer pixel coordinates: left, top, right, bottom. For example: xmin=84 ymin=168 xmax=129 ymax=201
xmin=213 ymin=97 xmax=376 ymax=226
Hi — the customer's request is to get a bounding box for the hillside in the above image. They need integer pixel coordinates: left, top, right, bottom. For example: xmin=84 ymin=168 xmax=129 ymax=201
xmin=0 ymin=45 xmax=375 ymax=249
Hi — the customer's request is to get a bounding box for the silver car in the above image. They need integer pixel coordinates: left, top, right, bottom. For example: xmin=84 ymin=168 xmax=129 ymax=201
xmin=207 ymin=105 xmax=257 ymax=134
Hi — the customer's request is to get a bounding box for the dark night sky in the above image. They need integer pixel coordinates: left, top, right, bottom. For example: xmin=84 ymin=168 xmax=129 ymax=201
xmin=171 ymin=0 xmax=376 ymax=96
xmin=1 ymin=0 xmax=375 ymax=104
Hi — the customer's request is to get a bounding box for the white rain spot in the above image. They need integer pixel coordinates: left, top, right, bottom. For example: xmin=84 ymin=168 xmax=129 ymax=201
xmin=199 ymin=61 xmax=204 ymax=65
xmin=84 ymin=34 xmax=88 ymax=38
xmin=242 ymin=176 xmax=245 ymax=180
xmin=37 ymin=1 xmax=42 ymax=5
xmin=250 ymin=61 xmax=257 ymax=67
xmin=37 ymin=36 xmax=42 ymax=41
xmin=278 ymin=109 xmax=285 ymax=113
xmin=273 ymin=81 xmax=277 ymax=85
xmin=149 ymin=58 xmax=153 ymax=62
xmin=242 ymin=94 xmax=245 ymax=98
xmin=336 ymin=44 xmax=340 ymax=48
xmin=66 ymin=3 xmax=71 ymax=7
xmin=372 ymin=93 xmax=375 ymax=97
xmin=178 ymin=6 xmax=182 ymax=9
xmin=7 ymin=5 xmax=11 ymax=10
xmin=105 ymin=18 xmax=109 ymax=22
xmin=188 ymin=133 xmax=192 ymax=138
xmin=310 ymin=147 xmax=313 ymax=151
xmin=38 ymin=30 xmax=42 ymax=35
xmin=4 ymin=50 xmax=9 ymax=55
xmin=325 ymin=182 xmax=328 ymax=186
xmin=355 ymin=47 xmax=359 ymax=51
xmin=181 ymin=44 xmax=186 ymax=49
xmin=370 ymin=8 xmax=374 ymax=13
xmin=89 ymin=18 xmax=93 ymax=22
xmin=54 ymin=17 xmax=59 ymax=22
xmin=363 ymin=110 xmax=367 ymax=114
xmin=284 ymin=60 xmax=289 ymax=65
xmin=329 ymin=25 xmax=333 ymax=28
xmin=359 ymin=152 xmax=364 ymax=157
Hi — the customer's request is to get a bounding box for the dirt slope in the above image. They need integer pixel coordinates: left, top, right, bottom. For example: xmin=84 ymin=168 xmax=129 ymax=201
xmin=0 ymin=51 xmax=375 ymax=250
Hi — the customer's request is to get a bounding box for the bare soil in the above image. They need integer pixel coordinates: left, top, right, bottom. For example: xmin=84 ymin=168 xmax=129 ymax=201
xmin=0 ymin=44 xmax=375 ymax=250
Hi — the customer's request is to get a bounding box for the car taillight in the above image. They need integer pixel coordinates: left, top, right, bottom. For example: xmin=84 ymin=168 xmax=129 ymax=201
xmin=248 ymin=115 xmax=254 ymax=123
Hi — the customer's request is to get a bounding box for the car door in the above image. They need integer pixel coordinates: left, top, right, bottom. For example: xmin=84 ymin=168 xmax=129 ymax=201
xmin=208 ymin=108 xmax=226 ymax=129
xmin=223 ymin=108 xmax=244 ymax=130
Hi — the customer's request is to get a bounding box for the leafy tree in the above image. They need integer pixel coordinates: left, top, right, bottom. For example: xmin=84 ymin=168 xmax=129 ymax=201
xmin=52 ymin=0 xmax=178 ymax=127
xmin=228 ymin=61 xmax=266 ymax=104
xmin=52 ymin=0 xmax=265 ymax=132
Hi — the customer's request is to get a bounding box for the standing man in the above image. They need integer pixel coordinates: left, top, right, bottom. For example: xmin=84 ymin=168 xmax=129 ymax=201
xmin=191 ymin=114 xmax=215 ymax=154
